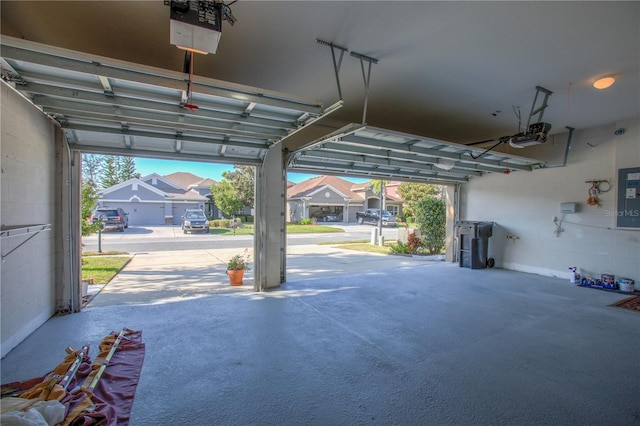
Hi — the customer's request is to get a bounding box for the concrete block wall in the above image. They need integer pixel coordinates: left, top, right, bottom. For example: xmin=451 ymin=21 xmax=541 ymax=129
xmin=460 ymin=118 xmax=640 ymax=284
xmin=1 ymin=83 xmax=58 ymax=357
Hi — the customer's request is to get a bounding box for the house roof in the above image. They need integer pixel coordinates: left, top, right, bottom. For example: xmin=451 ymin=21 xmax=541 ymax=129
xmin=98 ymin=177 xmax=167 ymax=198
xmin=350 ymin=182 xmax=370 ymax=192
xmin=288 ymin=176 xmax=408 ymax=202
xmin=141 ymin=173 xmax=187 ymax=191
xmin=99 ymin=177 xmax=207 ymax=202
xmin=192 ymin=178 xmax=216 ymax=188
xmin=163 ymin=189 xmax=208 ymax=201
xmin=385 ymin=182 xmax=402 ymax=202
xmin=164 ymin=173 xmax=216 ymax=194
xmin=287 ymin=175 xmax=362 ymax=200
xmin=163 ymin=172 xmax=205 ymax=189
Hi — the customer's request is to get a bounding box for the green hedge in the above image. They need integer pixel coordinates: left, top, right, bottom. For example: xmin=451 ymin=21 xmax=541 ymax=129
xmin=236 ymin=215 xmax=254 ymax=223
xmin=209 ymin=218 xmax=242 ymax=228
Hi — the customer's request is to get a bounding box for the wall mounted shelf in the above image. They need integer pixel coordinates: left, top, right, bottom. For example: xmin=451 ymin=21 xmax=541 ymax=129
xmin=1 ymin=224 xmax=52 ymax=261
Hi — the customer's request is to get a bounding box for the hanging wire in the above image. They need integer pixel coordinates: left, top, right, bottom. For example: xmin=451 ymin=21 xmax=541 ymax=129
xmin=512 ymin=105 xmax=522 ymax=133
xmin=469 ymin=139 xmax=505 ymax=159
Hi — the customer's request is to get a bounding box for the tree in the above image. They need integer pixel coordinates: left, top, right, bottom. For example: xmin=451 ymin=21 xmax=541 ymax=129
xmin=211 ymin=180 xmax=244 ymax=218
xmin=370 ymin=179 xmax=388 ymax=236
xmin=118 ymin=156 xmax=139 ymax=181
xmin=414 ymin=196 xmax=446 ymax=254
xmin=369 ymin=179 xmax=388 ymax=208
xmin=82 ymin=154 xmax=103 ymax=185
xmin=100 ymin=156 xmax=120 ymax=189
xmin=97 ymin=155 xmax=139 ymax=188
xmin=81 ymin=182 xmax=102 ymax=236
xmin=398 ymin=182 xmax=442 ymax=221
xmin=222 ymin=166 xmax=255 ymax=209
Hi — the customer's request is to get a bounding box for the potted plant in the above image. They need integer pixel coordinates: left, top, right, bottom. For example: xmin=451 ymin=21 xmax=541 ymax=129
xmin=227 ymin=250 xmax=251 ymax=286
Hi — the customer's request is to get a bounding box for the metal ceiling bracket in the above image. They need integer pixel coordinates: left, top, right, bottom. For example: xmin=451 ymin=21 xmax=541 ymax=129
xmin=316 ymin=39 xmax=348 ymax=101
xmin=562 ymin=126 xmax=575 ymax=166
xmin=350 ymin=51 xmax=378 ymax=125
xmin=242 ymin=102 xmax=257 ymax=118
xmin=1 ymin=58 xmax=25 ymax=85
xmin=526 ymin=85 xmax=553 ymax=129
xmin=98 ymin=76 xmax=114 ymax=97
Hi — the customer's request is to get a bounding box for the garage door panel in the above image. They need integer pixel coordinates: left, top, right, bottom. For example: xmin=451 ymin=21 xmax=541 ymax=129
xmin=127 ymin=203 xmax=165 ymax=226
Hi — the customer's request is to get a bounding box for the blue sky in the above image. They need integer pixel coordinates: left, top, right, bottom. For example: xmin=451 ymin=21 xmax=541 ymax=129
xmin=134 ymin=157 xmax=369 ymax=184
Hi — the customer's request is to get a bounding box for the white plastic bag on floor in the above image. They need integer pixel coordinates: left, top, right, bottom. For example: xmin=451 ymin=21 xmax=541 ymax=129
xmin=0 ymin=400 xmax=65 ymax=426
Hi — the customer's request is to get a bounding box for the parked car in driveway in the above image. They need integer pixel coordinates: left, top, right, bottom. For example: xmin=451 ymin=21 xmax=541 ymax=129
xmin=181 ymin=209 xmax=210 ymax=234
xmin=91 ymin=208 xmax=129 ymax=232
xmin=355 ymin=209 xmax=398 ymax=227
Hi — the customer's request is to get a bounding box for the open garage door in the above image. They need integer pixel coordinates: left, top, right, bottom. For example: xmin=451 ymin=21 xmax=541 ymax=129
xmin=288 ymin=123 xmax=543 ymax=184
xmin=0 ymin=36 xmax=340 ymax=166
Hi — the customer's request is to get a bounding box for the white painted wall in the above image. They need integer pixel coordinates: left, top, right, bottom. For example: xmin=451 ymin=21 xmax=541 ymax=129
xmin=460 ymin=118 xmax=639 ymax=284
xmin=1 ymin=83 xmax=58 ymax=357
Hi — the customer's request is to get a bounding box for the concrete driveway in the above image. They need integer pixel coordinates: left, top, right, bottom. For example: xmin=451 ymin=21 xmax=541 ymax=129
xmin=85 ymin=240 xmax=441 ymax=308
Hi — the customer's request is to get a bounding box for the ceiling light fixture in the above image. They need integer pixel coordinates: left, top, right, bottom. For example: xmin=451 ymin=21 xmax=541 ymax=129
xmin=593 ymin=75 xmax=616 ymax=90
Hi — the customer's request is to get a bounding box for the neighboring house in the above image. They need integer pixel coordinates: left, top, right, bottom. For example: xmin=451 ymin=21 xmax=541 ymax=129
xmin=96 ymin=173 xmax=209 ymax=226
xmin=286 ymin=176 xmax=404 ymax=223
xmin=164 ymin=172 xmax=220 ymax=219
xmin=350 ymin=180 xmax=404 ymax=217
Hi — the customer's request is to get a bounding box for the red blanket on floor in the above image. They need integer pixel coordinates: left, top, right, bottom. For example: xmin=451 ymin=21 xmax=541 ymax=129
xmin=1 ymin=328 xmax=145 ymax=426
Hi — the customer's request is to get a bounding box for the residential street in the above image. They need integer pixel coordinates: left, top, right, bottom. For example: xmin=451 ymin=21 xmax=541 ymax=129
xmin=81 ymin=223 xmax=401 ymax=253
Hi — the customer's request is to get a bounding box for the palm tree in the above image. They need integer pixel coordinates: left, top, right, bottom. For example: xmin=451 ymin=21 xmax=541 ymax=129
xmin=370 ymin=179 xmax=388 ymax=239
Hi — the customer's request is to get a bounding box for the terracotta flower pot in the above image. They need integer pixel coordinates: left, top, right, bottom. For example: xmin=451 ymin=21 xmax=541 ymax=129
xmin=227 ymin=269 xmax=244 ymax=286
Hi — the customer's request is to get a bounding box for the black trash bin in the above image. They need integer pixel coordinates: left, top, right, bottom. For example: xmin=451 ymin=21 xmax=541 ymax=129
xmin=455 ymin=220 xmax=494 ymax=269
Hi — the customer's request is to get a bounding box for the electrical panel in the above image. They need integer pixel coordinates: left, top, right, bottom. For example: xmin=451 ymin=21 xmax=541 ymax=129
xmin=617 ymin=167 xmax=640 ymax=228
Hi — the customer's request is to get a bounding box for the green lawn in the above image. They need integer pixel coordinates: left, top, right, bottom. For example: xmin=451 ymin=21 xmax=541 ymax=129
xmin=210 ymin=224 xmax=344 ymax=235
xmin=81 ymin=255 xmax=131 ymax=284
xmin=82 ymin=250 xmax=128 ymax=256
xmin=286 ymin=225 xmax=344 ymax=234
xmin=333 ymin=240 xmax=397 ymax=255
xmin=210 ymin=227 xmax=254 ymax=235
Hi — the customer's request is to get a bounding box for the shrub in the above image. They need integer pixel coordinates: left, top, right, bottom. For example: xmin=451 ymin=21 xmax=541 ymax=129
xmin=299 ymin=218 xmax=313 ymax=225
xmin=209 ymin=218 xmax=242 ymax=228
xmin=414 ymin=196 xmax=446 ymax=254
xmin=390 ymin=241 xmax=411 ymax=254
xmin=406 ymin=232 xmax=422 ymax=253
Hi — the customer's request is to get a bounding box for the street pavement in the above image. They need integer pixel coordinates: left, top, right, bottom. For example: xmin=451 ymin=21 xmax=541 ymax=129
xmin=81 ymin=223 xmax=400 ymax=253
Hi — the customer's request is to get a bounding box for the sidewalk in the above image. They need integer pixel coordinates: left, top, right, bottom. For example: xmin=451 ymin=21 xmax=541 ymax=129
xmin=85 ymin=244 xmax=442 ymax=308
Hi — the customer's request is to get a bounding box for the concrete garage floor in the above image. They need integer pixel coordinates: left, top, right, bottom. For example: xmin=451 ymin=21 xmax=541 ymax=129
xmin=2 ymin=247 xmax=639 ymax=425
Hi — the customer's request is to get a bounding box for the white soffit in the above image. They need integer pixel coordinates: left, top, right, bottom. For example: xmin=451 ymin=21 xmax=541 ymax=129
xmin=0 ymin=36 xmax=340 ymax=165
xmin=288 ymin=123 xmax=544 ymax=184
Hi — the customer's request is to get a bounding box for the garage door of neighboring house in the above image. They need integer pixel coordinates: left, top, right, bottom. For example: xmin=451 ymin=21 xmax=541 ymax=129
xmin=127 ymin=202 xmax=165 ymax=226
xmin=309 ymin=205 xmax=343 ymax=222
xmin=172 ymin=203 xmax=203 ymax=225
